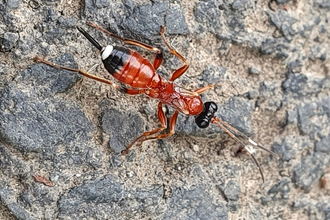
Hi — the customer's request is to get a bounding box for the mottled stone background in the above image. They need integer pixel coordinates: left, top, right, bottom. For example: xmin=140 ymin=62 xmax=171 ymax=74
xmin=0 ymin=0 xmax=329 ymax=219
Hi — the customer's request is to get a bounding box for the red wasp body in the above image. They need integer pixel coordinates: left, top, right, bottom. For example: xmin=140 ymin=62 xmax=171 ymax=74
xmin=34 ymin=22 xmax=277 ymax=182
xmin=102 ymin=45 xmax=203 ymax=116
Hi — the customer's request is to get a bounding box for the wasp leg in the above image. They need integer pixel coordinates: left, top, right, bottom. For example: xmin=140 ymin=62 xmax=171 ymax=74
xmin=194 ymin=82 xmax=221 ymax=94
xmin=87 ymin=22 xmax=163 ymax=70
xmin=211 ymin=117 xmax=265 ymax=183
xmin=122 ymin=102 xmax=167 ymax=154
xmin=33 ymin=57 xmax=146 ymax=95
xmin=158 ymin=26 xmax=189 ymax=82
xmin=137 ymin=110 xmax=179 ymax=145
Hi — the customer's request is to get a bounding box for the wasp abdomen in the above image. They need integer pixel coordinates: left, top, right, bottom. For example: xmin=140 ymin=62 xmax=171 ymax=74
xmin=102 ymin=46 xmax=158 ymax=89
xmin=102 ymin=46 xmax=130 ymax=76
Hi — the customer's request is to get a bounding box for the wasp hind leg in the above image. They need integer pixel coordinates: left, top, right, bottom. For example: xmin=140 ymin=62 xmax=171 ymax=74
xmin=87 ymin=22 xmax=163 ymax=70
xmin=33 ymin=57 xmax=146 ymax=95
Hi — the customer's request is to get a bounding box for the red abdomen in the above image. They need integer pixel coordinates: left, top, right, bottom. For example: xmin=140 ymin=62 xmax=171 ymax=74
xmin=102 ymin=46 xmax=161 ymax=88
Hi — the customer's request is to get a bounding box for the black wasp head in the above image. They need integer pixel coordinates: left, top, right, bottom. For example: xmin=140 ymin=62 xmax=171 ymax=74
xmin=195 ymin=101 xmax=218 ymax=128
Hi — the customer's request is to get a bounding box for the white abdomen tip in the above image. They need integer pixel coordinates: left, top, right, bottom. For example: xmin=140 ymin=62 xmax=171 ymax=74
xmin=101 ymin=45 xmax=113 ymax=60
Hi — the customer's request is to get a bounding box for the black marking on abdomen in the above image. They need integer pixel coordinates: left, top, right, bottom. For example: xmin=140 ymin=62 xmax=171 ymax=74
xmin=102 ymin=46 xmax=131 ymax=75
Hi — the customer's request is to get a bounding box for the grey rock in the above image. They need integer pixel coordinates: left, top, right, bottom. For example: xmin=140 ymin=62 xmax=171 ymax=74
xmin=42 ymin=25 xmax=68 ymax=45
xmin=248 ymin=67 xmax=260 ymax=75
xmin=224 ymin=164 xmax=240 ymax=178
xmin=22 ymin=54 xmax=81 ymax=95
xmin=57 ymin=16 xmax=77 ymax=28
xmin=101 ymin=108 xmax=144 ymax=153
xmin=218 ymin=180 xmax=241 ymax=201
xmin=268 ymin=10 xmax=298 ymax=41
xmin=19 ymin=186 xmax=55 ymax=209
xmin=309 ymin=44 xmax=327 ymax=61
xmin=194 ymin=0 xmax=251 ymax=44
xmin=52 ymin=144 xmax=103 ymax=170
xmin=165 ymin=6 xmax=189 ymax=35
xmin=198 ymin=65 xmax=227 ymax=84
xmin=247 ymin=90 xmax=259 ymax=99
xmin=259 ymin=81 xmax=276 ymax=96
xmin=217 ymin=97 xmax=254 ymax=136
xmin=0 ymin=55 xmax=92 ymax=153
xmin=41 ymin=0 xmax=60 ymax=2
xmin=293 ymin=152 xmax=330 ymax=191
xmin=0 ymin=143 xmax=31 ymax=177
xmin=282 ymin=73 xmax=308 ymax=94
xmin=260 ymin=38 xmax=290 ymax=58
xmin=283 ymin=72 xmax=326 ymax=100
xmin=315 ymin=135 xmax=330 ymax=153
xmin=257 ymin=81 xmax=282 ymax=111
xmin=292 ymin=199 xmax=310 ymax=211
xmin=0 ymin=64 xmax=9 ymax=75
xmin=287 ymin=59 xmax=303 ymax=72
xmin=317 ymin=202 xmax=330 ymax=219
xmin=249 ymin=206 xmax=263 ymax=220
xmin=267 ymin=178 xmax=291 ymax=202
xmin=297 ymin=97 xmax=330 ymax=139
xmin=195 ymin=1 xmax=222 ymax=33
xmin=272 ymin=138 xmax=296 ymax=161
xmin=314 ymin=0 xmax=330 ymax=8
xmin=6 ymin=0 xmax=21 ymax=9
xmin=95 ymin=0 xmax=110 ymax=8
xmin=0 ymin=186 xmax=34 ymax=220
xmin=232 ymin=0 xmax=249 ymax=10
xmin=0 ymin=85 xmax=92 ymax=153
xmin=46 ymin=8 xmax=57 ymax=22
xmin=58 ymin=175 xmax=163 ymax=219
xmin=109 ymin=154 xmax=122 ymax=168
xmin=226 ymin=201 xmax=241 ymax=212
xmin=286 ymin=109 xmax=297 ymax=124
xmin=1 ymin=32 xmax=19 ymax=52
xmin=122 ymin=3 xmax=168 ymax=39
xmin=292 ymin=199 xmax=329 ymax=219
xmin=162 ymin=186 xmax=228 ymax=220
xmin=276 ymin=0 xmax=293 ymax=3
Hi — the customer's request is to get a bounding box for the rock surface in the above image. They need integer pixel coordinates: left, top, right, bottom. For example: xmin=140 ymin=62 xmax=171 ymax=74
xmin=0 ymin=0 xmax=330 ymax=219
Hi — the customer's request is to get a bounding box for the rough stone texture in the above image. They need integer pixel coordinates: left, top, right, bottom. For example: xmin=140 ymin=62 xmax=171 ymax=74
xmin=162 ymin=186 xmax=228 ymax=220
xmin=293 ymin=152 xmax=330 ymax=192
xmin=248 ymin=66 xmax=260 ymax=75
xmin=1 ymin=32 xmax=19 ymax=52
xmin=272 ymin=137 xmax=297 ymax=162
xmin=58 ymin=175 xmax=163 ymax=219
xmin=267 ymin=10 xmax=298 ymax=41
xmin=198 ymin=64 xmax=227 ymax=84
xmin=315 ymin=135 xmax=330 ymax=153
xmin=218 ymin=180 xmax=241 ymax=201
xmin=297 ymin=97 xmax=330 ymax=140
xmin=165 ymin=5 xmax=190 ymax=35
xmin=0 ymin=0 xmax=330 ymax=219
xmin=262 ymin=178 xmax=292 ymax=205
xmin=101 ymin=108 xmax=144 ymax=153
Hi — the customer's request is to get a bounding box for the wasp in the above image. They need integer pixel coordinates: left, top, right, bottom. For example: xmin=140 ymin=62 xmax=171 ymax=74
xmin=34 ymin=22 xmax=277 ymax=182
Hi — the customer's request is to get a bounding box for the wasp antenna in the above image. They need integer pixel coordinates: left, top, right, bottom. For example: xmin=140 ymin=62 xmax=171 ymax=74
xmin=77 ymin=26 xmax=103 ymax=51
xmin=212 ymin=117 xmax=268 ymax=182
xmin=248 ymin=150 xmax=265 ymax=183
xmin=249 ymin=141 xmax=279 ymax=159
xmin=213 ymin=117 xmax=278 ymax=159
